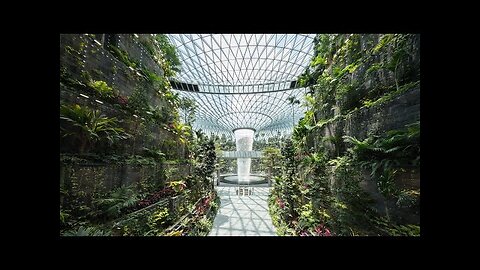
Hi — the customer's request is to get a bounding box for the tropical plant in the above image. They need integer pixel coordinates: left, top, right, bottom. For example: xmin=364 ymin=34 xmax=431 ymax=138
xmin=287 ymin=96 xmax=301 ymax=126
xmin=107 ymin=45 xmax=138 ymax=69
xmin=140 ymin=67 xmax=161 ymax=84
xmin=125 ymin=155 xmax=157 ymax=166
xmin=303 ymin=151 xmax=327 ymax=176
xmin=381 ymin=34 xmax=413 ymax=92
xmin=136 ymin=187 xmax=175 ymax=209
xmin=164 ymin=90 xmax=180 ymax=108
xmin=194 ymin=138 xmax=217 ymax=183
xmin=396 ymin=189 xmax=420 ymax=209
xmin=293 ymin=116 xmax=316 ymax=142
xmin=60 ymin=104 xmax=130 ymax=153
xmin=60 ymin=209 xmax=71 ymax=227
xmin=170 ymin=121 xmax=192 ymax=142
xmin=138 ymin=34 xmax=181 ymax=78
xmin=297 ymin=202 xmax=320 ymax=231
xmin=127 ymin=86 xmax=149 ymax=114
xmin=167 ymin=180 xmax=187 ymax=193
xmin=262 ymin=147 xmax=282 ymax=179
xmin=343 ymin=121 xmax=420 ymax=198
xmin=94 ymin=185 xmax=139 ymax=219
xmin=88 ymin=80 xmax=115 ymax=98
xmin=154 ymin=34 xmax=181 ymax=76
xmin=195 ymin=217 xmax=213 ymax=235
xmin=163 ymin=230 xmax=182 ymax=236
xmin=142 ymin=147 xmax=166 ymax=162
xmin=281 ymin=139 xmax=297 ymax=177
xmin=178 ymin=97 xmax=197 ymax=125
xmin=63 ymin=226 xmax=110 ymax=236
xmin=145 ymin=207 xmax=171 ymax=235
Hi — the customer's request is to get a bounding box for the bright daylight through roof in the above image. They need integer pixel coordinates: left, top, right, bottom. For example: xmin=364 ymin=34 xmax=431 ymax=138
xmin=60 ymin=34 xmax=420 ymax=237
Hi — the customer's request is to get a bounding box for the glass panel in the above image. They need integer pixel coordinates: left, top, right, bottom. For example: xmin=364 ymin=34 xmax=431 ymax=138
xmin=167 ymin=34 xmax=314 ymax=138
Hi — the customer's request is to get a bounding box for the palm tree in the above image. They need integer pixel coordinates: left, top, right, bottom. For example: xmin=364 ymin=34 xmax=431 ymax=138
xmin=287 ymin=96 xmax=300 ymax=127
xmin=179 ymin=97 xmax=197 ymax=125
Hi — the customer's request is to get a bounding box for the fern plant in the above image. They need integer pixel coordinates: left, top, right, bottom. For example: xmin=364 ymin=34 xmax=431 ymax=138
xmin=60 ymin=104 xmax=130 ymax=153
xmin=63 ymin=226 xmax=110 ymax=236
xmin=94 ymin=185 xmax=139 ymax=219
xmin=142 ymin=147 xmax=166 ymax=162
xmin=343 ymin=121 xmax=419 ymax=197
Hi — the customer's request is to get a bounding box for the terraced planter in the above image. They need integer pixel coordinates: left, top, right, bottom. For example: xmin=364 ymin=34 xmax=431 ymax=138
xmin=162 ymin=191 xmax=219 ymax=236
xmin=111 ymin=197 xmax=170 ymax=236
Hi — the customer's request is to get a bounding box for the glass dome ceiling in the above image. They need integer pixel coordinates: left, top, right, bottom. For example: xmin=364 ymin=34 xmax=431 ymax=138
xmin=167 ymin=34 xmax=316 ymax=138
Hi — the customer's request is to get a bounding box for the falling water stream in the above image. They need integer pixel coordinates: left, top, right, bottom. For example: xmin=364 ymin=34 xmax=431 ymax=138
xmin=234 ymin=129 xmax=255 ymax=183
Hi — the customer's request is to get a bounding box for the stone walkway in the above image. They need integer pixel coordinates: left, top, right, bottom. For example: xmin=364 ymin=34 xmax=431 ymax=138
xmin=209 ymin=186 xmax=277 ymax=236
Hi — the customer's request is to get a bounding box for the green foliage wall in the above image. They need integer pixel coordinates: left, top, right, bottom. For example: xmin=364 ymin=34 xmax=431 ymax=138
xmin=299 ymin=34 xmax=420 ymax=120
xmin=270 ymin=34 xmax=420 ymax=236
xmin=60 ymin=34 xmax=184 ymax=157
xmin=60 ymin=34 xmax=216 ymax=236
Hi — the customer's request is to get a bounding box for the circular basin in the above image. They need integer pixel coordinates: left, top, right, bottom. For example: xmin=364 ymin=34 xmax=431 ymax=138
xmin=221 ymin=175 xmax=267 ymax=185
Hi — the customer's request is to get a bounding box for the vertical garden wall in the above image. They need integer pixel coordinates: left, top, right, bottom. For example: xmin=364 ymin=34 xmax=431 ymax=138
xmin=269 ymin=34 xmax=420 ymax=236
xmin=60 ymin=34 xmax=219 ymax=236
xmin=60 ymin=33 xmax=421 ymax=237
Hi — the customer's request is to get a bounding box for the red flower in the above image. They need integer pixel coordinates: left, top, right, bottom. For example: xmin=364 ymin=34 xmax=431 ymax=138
xmin=300 ymin=231 xmax=310 ymax=236
xmin=276 ymin=198 xmax=285 ymax=209
xmin=117 ymin=95 xmax=128 ymax=105
xmin=314 ymin=224 xmax=332 ymax=236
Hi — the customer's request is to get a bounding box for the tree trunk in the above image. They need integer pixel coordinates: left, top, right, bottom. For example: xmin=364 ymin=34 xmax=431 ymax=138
xmin=79 ymin=137 xmax=88 ymax=154
xmin=382 ymin=196 xmax=391 ymax=222
xmin=394 ymin=60 xmax=400 ymax=92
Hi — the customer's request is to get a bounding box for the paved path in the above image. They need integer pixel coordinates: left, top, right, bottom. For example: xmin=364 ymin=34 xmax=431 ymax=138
xmin=209 ymin=186 xmax=277 ymax=236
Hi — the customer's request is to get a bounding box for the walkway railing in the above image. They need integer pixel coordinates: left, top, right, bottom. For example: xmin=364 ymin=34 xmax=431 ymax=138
xmin=220 ymin=151 xmax=263 ymax=158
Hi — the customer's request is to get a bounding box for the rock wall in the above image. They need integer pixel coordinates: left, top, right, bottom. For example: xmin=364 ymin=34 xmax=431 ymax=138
xmin=312 ymin=86 xmax=420 ymax=156
xmin=60 ymin=34 xmax=185 ymax=198
xmin=303 ymin=34 xmax=421 ymax=224
xmin=60 ymin=34 xmax=182 ymax=157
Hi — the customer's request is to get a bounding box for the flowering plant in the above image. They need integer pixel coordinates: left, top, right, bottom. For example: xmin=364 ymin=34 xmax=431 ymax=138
xmin=313 ymin=224 xmax=332 ymax=236
xmin=117 ymin=95 xmax=128 ymax=106
xmin=276 ymin=198 xmax=285 ymax=209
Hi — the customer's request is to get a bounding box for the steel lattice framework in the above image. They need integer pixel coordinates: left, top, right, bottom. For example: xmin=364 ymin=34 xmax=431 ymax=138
xmin=167 ymin=34 xmax=315 ymax=139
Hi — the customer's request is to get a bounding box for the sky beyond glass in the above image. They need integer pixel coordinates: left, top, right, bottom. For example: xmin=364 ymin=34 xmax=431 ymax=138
xmin=167 ymin=34 xmax=316 ymax=139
